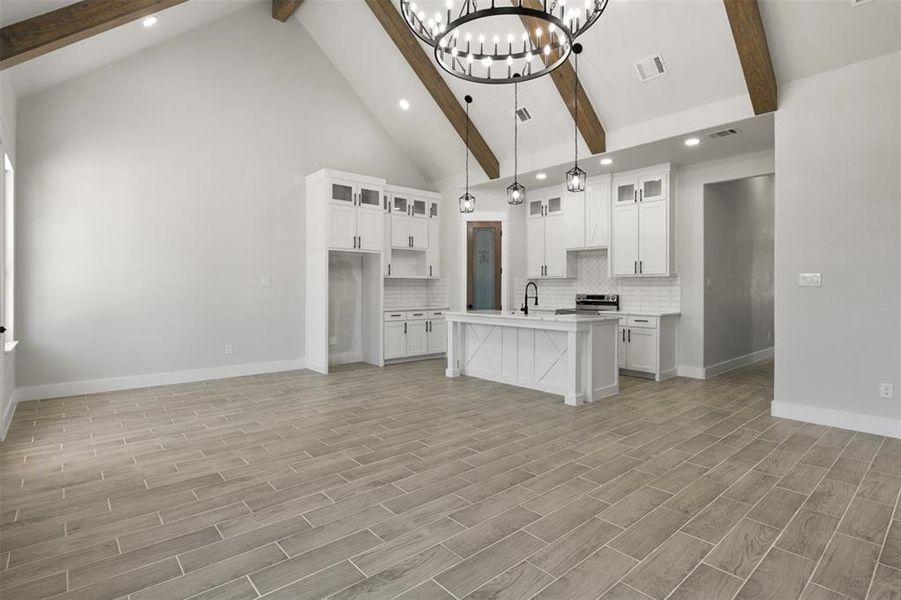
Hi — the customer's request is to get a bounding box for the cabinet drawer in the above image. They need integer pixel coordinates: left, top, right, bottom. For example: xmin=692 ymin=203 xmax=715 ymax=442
xmin=429 ymin=310 xmax=446 ymax=318
xmin=385 ymin=312 xmax=407 ymax=322
xmin=406 ymin=311 xmax=428 ymax=320
xmin=628 ymin=316 xmax=658 ymax=329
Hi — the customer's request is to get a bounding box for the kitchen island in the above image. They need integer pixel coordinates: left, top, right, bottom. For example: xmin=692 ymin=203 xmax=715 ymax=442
xmin=445 ymin=310 xmax=620 ymax=406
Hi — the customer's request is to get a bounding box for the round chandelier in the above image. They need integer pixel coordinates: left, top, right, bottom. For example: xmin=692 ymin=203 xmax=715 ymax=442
xmin=400 ymin=0 xmax=609 ymax=84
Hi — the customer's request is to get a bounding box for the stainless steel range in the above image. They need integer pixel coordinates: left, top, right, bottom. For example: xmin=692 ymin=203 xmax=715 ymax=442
xmin=555 ymin=294 xmax=619 ymax=315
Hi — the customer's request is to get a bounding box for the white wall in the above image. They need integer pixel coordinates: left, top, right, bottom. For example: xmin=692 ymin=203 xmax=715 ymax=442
xmin=773 ymin=51 xmax=901 ymax=437
xmin=15 ymin=3 xmax=428 ymax=394
xmin=676 ymin=150 xmax=775 ymax=375
xmin=704 ymin=175 xmax=774 ymax=368
xmin=0 ymin=71 xmax=16 ymax=435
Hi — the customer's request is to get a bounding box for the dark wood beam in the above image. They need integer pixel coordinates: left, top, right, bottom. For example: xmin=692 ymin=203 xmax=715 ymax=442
xmin=723 ymin=0 xmax=777 ymax=114
xmin=520 ymin=0 xmax=606 ymax=155
xmin=1 ymin=0 xmax=188 ymax=71
xmin=365 ymin=0 xmax=500 ymax=180
xmin=272 ymin=0 xmax=304 ymax=22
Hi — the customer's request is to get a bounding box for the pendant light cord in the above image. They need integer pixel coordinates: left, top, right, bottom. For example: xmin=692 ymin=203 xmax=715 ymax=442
xmin=514 ymin=81 xmax=518 ymax=182
xmin=465 ymin=101 xmax=470 ymax=193
xmin=573 ymin=50 xmax=578 ymax=167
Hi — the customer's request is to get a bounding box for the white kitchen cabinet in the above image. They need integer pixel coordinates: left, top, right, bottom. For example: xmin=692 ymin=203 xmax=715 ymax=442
xmin=585 ymin=178 xmax=611 ymax=248
xmin=384 ymin=321 xmax=407 ymax=359
xmin=386 ymin=187 xmax=440 ymax=279
xmin=383 ymin=310 xmax=448 ymax=360
xmin=565 ymin=176 xmax=610 ymax=250
xmin=405 ymin=318 xmax=428 ymax=356
xmin=325 ymin=177 xmax=385 ymax=251
xmin=427 ymin=202 xmax=441 ymax=278
xmin=563 ymin=190 xmax=585 ymax=249
xmin=611 ymin=164 xmax=674 ymax=277
xmin=428 ymin=314 xmax=447 ymax=354
xmin=612 ymin=204 xmax=639 ymax=276
xmin=526 ymin=191 xmax=573 ymax=278
xmin=617 ymin=314 xmax=678 ymax=380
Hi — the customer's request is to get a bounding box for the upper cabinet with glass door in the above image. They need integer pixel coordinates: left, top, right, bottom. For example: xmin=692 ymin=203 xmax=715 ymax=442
xmin=610 ymin=164 xmax=674 ymax=277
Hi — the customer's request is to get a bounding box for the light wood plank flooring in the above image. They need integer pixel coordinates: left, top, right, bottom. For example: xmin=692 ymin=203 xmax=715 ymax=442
xmin=1 ymin=360 xmax=899 ymax=599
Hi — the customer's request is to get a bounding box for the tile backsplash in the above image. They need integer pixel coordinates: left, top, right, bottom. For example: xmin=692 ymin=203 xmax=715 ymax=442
xmin=513 ymin=250 xmax=681 ymax=313
xmin=384 ymin=278 xmax=450 ymax=309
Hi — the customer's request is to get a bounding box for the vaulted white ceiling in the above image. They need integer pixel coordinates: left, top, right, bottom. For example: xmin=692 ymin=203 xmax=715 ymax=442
xmin=3 ymin=0 xmax=899 ymax=183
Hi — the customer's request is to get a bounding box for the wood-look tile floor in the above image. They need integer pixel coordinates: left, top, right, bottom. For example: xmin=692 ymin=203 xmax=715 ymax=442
xmin=1 ymin=360 xmax=899 ymax=600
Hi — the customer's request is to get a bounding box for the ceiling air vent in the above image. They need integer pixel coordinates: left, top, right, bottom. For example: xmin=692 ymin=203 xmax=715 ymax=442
xmin=635 ymin=54 xmax=666 ymax=82
xmin=708 ymin=127 xmax=742 ymax=139
xmin=514 ymin=106 xmax=533 ymax=123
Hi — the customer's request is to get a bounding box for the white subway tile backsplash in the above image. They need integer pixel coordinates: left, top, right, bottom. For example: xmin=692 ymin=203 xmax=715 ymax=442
xmin=513 ymin=250 xmax=680 ymax=313
xmin=384 ymin=278 xmax=450 ymax=309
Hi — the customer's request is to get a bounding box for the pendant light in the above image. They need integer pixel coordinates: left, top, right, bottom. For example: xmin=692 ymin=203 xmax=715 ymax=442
xmin=459 ymin=94 xmax=475 ymax=213
xmin=565 ymin=43 xmax=586 ymax=193
xmin=507 ymin=74 xmax=525 ymax=205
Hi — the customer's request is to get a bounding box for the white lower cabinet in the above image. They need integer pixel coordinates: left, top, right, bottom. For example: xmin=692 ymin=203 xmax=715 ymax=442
xmin=384 ymin=310 xmax=447 ymax=360
xmin=617 ymin=315 xmax=678 ymax=381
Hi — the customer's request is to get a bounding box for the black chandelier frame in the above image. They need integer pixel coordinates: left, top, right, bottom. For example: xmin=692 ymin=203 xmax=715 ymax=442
xmin=399 ymin=0 xmax=609 ymax=84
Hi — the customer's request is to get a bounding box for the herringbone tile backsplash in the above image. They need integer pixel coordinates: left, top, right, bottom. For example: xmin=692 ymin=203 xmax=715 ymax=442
xmin=513 ymin=250 xmax=681 ymax=313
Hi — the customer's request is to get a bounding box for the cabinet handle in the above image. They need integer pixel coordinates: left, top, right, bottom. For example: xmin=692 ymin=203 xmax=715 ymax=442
xmin=639 ymin=189 xmax=643 ymax=202
xmin=634 ymin=189 xmax=637 ymax=203
xmin=390 ymin=313 xmax=402 ymax=317
xmin=635 ymin=319 xmax=648 ymax=323
xmin=388 ymin=264 xmax=391 ymax=276
xmin=358 ymin=235 xmax=362 ymax=248
xmin=429 ymin=265 xmax=432 ymax=277
xmin=634 ymin=261 xmax=637 ymax=274
xmin=639 ymin=260 xmax=643 ymax=274
xmin=622 ymin=328 xmax=625 ymax=342
xmin=628 ymin=329 xmax=631 ymax=342
xmin=404 ymin=323 xmax=407 ymax=334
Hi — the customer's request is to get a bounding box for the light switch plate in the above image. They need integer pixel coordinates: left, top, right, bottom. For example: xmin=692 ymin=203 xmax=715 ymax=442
xmin=881 ymin=383 xmax=894 ymax=399
xmin=798 ymin=273 xmax=822 ymax=287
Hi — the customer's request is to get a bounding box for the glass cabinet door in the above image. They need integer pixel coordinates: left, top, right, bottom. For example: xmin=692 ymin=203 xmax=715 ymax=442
xmin=615 ymin=181 xmax=636 ymax=204
xmin=392 ymin=196 xmax=409 ymax=214
xmin=528 ymin=199 xmax=544 ymax=218
xmin=330 ymin=182 xmax=354 ymax=204
xmin=411 ymin=199 xmax=427 ymax=217
xmin=640 ymin=175 xmax=666 ymax=202
xmin=359 ymin=186 xmax=381 ymax=209
xmin=546 ymin=196 xmax=562 ymax=215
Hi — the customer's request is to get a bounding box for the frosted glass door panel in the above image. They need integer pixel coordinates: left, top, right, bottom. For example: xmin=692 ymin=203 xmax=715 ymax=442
xmin=359 ymin=187 xmax=381 ymax=208
xmin=472 ymin=228 xmax=497 ymax=310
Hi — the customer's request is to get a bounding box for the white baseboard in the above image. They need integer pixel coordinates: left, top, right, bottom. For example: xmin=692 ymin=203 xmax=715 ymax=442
xmin=772 ymin=400 xmax=901 ymax=439
xmin=677 ymin=366 xmax=705 ymax=379
xmin=704 ymin=347 xmax=774 ymax=379
xmin=13 ymin=358 xmax=307 ymax=404
xmin=1 ymin=388 xmax=22 ymax=441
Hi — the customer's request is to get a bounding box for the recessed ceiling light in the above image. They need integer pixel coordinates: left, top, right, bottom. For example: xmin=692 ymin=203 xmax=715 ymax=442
xmin=600 ymin=158 xmax=613 ymax=166
xmin=142 ymin=16 xmax=158 ymax=27
xmin=684 ymin=137 xmax=701 ymax=147
xmin=536 ymin=173 xmax=547 ymax=180
xmin=398 ymin=99 xmax=410 ymax=110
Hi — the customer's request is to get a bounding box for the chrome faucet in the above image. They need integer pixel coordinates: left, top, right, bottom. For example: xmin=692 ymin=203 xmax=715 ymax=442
xmin=522 ymin=281 xmax=539 ymax=315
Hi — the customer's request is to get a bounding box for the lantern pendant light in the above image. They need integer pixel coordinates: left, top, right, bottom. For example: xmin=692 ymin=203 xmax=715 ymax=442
xmin=459 ymin=95 xmax=475 ymax=213
xmin=507 ymin=74 xmax=525 ymax=205
xmin=565 ymin=43 xmax=586 ymax=193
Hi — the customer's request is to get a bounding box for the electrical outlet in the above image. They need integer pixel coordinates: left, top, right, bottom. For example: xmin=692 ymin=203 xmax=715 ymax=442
xmin=261 ymin=276 xmax=272 ymax=287
xmin=224 ymin=344 xmax=233 ymax=355
xmin=767 ymin=332 xmax=772 ymax=342
xmin=880 ymin=383 xmax=894 ymax=399
xmin=798 ymin=273 xmax=822 ymax=287
xmin=329 ymin=336 xmax=337 ymax=346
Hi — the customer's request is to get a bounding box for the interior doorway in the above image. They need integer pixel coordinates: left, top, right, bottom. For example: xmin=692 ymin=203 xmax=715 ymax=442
xmin=703 ymin=174 xmax=775 ymax=378
xmin=466 ymin=221 xmax=502 ymax=310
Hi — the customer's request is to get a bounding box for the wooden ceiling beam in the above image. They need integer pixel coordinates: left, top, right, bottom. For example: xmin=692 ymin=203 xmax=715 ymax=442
xmin=520 ymin=0 xmax=606 ymax=155
xmin=365 ymin=0 xmax=500 ymax=180
xmin=272 ymin=0 xmax=304 ymax=22
xmin=0 ymin=0 xmax=188 ymax=71
xmin=723 ymin=0 xmax=777 ymax=114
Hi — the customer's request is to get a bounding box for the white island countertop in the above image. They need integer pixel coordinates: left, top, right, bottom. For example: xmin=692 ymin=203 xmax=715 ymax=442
xmin=445 ymin=310 xmax=621 ymax=324
xmin=445 ymin=310 xmax=619 ymax=405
